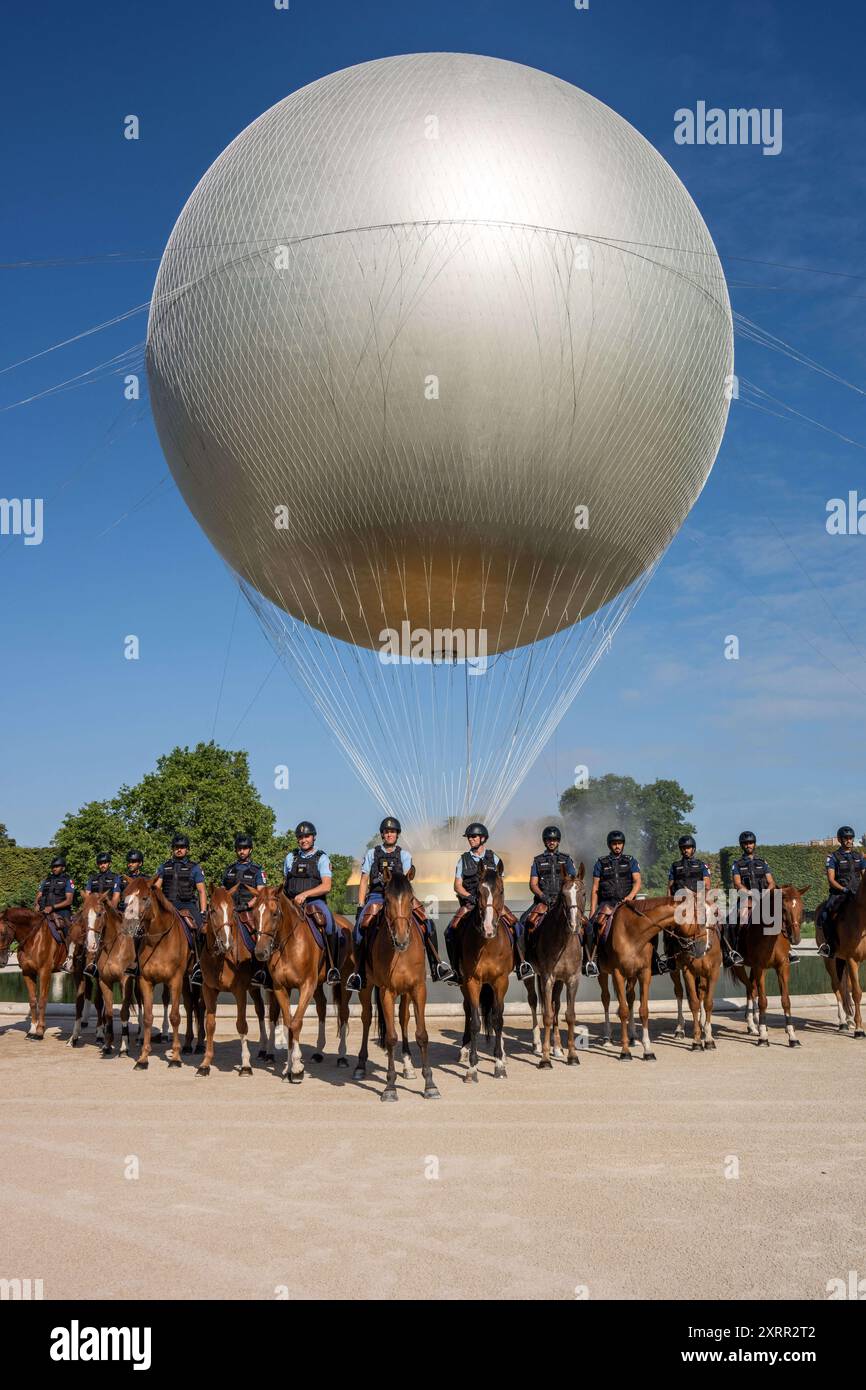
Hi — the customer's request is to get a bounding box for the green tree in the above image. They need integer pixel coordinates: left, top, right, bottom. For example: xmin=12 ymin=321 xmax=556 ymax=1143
xmin=0 ymin=824 xmax=16 ymax=847
xmin=559 ymin=773 xmax=696 ymax=892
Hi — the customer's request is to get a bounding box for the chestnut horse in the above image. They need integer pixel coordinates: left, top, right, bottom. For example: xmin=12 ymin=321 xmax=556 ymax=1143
xmin=730 ymin=885 xmax=808 ymax=1047
xmin=353 ymin=865 xmax=439 ymax=1101
xmin=78 ymin=888 xmax=140 ymax=1057
xmin=249 ymin=883 xmax=329 ymax=1084
xmin=818 ymin=872 xmax=866 ymax=1036
xmin=123 ymin=880 xmax=192 ymax=1069
xmin=666 ymin=889 xmax=723 ymax=1051
xmin=196 ymin=883 xmax=260 ymax=1077
xmin=524 ymin=863 xmax=587 ymax=1067
xmin=0 ymin=907 xmax=70 ymax=1040
xmin=598 ymin=896 xmax=706 ymax=1060
xmin=454 ymin=863 xmax=512 ymax=1083
xmin=65 ymin=891 xmax=110 ymax=1048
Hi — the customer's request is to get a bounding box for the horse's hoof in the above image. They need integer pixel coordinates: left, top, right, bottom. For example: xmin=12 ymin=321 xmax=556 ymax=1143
xmin=532 ymin=1044 xmax=542 ymax=1056
xmin=289 ymin=1070 xmax=304 ymax=1084
xmin=402 ymin=1068 xmax=416 ymax=1081
xmin=239 ymin=1065 xmax=253 ymax=1076
xmin=788 ymin=1038 xmax=801 ymax=1048
xmin=690 ymin=1042 xmax=701 ymax=1051
xmin=643 ymin=1052 xmax=657 ymax=1062
xmin=854 ymin=1030 xmax=866 ymax=1039
xmin=100 ymin=1047 xmax=113 ymax=1058
xmin=537 ymin=1058 xmax=553 ymax=1070
xmin=26 ymin=1033 xmax=43 ymax=1042
xmin=674 ymin=1028 xmax=685 ymax=1039
xmin=423 ymin=1087 xmax=441 ymax=1100
xmin=567 ymin=1054 xmax=580 ymax=1065
xmin=311 ymin=1052 xmax=324 ymax=1063
xmin=618 ymin=1052 xmax=632 ymax=1061
xmin=352 ymin=1067 xmax=365 ymax=1080
xmin=134 ymin=1060 xmax=148 ymax=1070
xmin=756 ymin=1039 xmax=770 ymax=1048
xmin=67 ymin=1037 xmax=80 ymax=1048
xmin=494 ymin=1067 xmax=507 ymax=1079
xmin=336 ymin=1057 xmax=349 ymax=1068
xmin=380 ymin=1088 xmax=398 ymax=1102
xmin=195 ymin=1065 xmax=210 ymax=1077
xmin=705 ymin=1041 xmax=717 ymax=1050
xmin=167 ymin=1057 xmax=182 ymax=1068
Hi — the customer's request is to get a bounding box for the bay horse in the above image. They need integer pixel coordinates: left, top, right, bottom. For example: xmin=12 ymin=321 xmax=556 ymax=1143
xmin=730 ymin=884 xmax=808 ymax=1047
xmin=248 ymin=883 xmax=328 ymax=1084
xmin=196 ymin=882 xmax=260 ymax=1077
xmin=123 ymin=880 xmax=191 ymax=1069
xmin=79 ymin=887 xmax=140 ymax=1057
xmin=453 ymin=862 xmax=512 ymax=1084
xmin=352 ymin=864 xmax=439 ymax=1101
xmin=597 ymin=896 xmax=705 ymax=1060
xmin=666 ymin=889 xmax=723 ymax=1051
xmin=0 ymin=906 xmax=71 ymax=1040
xmin=524 ymin=862 xmax=587 ymax=1067
xmin=65 ymin=891 xmax=110 ymax=1048
xmin=818 ymin=872 xmax=866 ymax=1035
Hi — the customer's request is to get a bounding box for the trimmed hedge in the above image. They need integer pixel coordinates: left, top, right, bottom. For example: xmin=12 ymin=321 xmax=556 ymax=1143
xmin=0 ymin=845 xmax=54 ymax=908
xmin=719 ymin=844 xmax=829 ymax=913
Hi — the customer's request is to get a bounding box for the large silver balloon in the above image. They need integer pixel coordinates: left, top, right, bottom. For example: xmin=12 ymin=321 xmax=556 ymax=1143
xmin=146 ymin=53 xmax=732 ymax=656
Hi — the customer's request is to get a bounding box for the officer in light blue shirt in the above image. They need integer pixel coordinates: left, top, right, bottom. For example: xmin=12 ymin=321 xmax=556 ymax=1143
xmin=282 ymin=820 xmax=341 ymax=984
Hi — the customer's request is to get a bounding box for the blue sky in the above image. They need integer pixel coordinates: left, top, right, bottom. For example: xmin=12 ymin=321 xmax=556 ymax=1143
xmin=1 ymin=0 xmax=864 ymax=857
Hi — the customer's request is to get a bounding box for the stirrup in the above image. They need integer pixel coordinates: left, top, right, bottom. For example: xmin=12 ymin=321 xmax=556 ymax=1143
xmin=251 ymin=969 xmax=268 ymax=988
xmin=728 ymin=949 xmax=744 ymax=965
xmin=817 ymin=942 xmax=832 ymax=958
xmin=61 ymin=958 xmax=75 ymax=974
xmin=788 ymin=950 xmax=801 ymax=964
xmin=346 ymin=971 xmax=363 ymax=993
xmin=123 ymin=962 xmax=139 ymax=978
xmin=83 ymin=963 xmax=98 ymax=980
xmin=656 ymin=955 xmax=673 ymax=975
xmin=325 ymin=966 xmax=341 ymax=985
xmin=516 ymin=960 xmax=534 ymax=980
xmin=190 ymin=965 xmax=203 ymax=988
xmin=446 ymin=973 xmax=463 ymax=987
xmin=433 ymin=961 xmax=454 ymax=982
xmin=584 ymin=959 xmax=599 ymax=978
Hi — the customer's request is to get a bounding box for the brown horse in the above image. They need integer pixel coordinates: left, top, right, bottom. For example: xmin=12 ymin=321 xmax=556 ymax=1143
xmin=453 ymin=863 xmax=512 ymax=1083
xmin=731 ymin=885 xmax=809 ymax=1046
xmin=124 ymin=880 xmax=192 ymax=1069
xmin=524 ymin=863 xmax=587 ymax=1067
xmin=352 ymin=865 xmax=439 ymax=1101
xmin=818 ymin=873 xmax=866 ymax=1035
xmin=249 ymin=883 xmax=327 ymax=1084
xmin=666 ymin=889 xmax=723 ymax=1051
xmin=196 ymin=883 xmax=260 ymax=1077
xmin=65 ymin=891 xmax=111 ymax=1048
xmin=78 ymin=887 xmax=141 ymax=1057
xmin=597 ymin=896 xmax=699 ymax=1060
xmin=0 ymin=907 xmax=70 ymax=1040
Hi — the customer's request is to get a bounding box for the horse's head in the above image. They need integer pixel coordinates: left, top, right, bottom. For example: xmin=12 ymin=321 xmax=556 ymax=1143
xmin=476 ymin=864 xmax=504 ymax=939
xmin=781 ymin=884 xmax=809 ymax=944
xmin=120 ymin=875 xmax=152 ymax=938
xmin=75 ymin=890 xmax=108 ymax=957
xmin=0 ymin=908 xmax=37 ymax=967
xmin=206 ymin=883 xmax=236 ymax=955
xmin=249 ymin=884 xmax=285 ymax=961
xmin=559 ymin=861 xmax=586 ymax=933
xmin=382 ymin=864 xmax=414 ymax=953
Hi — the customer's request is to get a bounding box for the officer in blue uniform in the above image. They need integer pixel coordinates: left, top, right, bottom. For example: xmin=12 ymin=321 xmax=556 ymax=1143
xmin=514 ymin=826 xmax=578 ymax=979
xmin=122 ymin=850 xmax=147 ymax=891
xmin=282 ymin=821 xmax=340 ymax=985
xmin=730 ymin=831 xmax=779 ymax=962
xmin=36 ymin=856 xmax=76 ymax=971
xmin=665 ymin=835 xmax=715 ymax=970
xmin=153 ymin=834 xmax=207 ymax=986
xmin=346 ymin=817 xmax=452 ymax=991
xmin=818 ymin=825 xmax=866 ymax=958
xmin=86 ymin=853 xmax=122 ymax=908
xmin=445 ymin=822 xmax=525 ymax=982
xmin=223 ymin=833 xmax=267 ymax=909
xmin=584 ymin=831 xmax=641 ymax=977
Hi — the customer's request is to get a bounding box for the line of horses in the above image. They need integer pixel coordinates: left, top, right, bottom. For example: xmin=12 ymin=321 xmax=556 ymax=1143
xmin=1 ymin=863 xmax=864 ymax=1101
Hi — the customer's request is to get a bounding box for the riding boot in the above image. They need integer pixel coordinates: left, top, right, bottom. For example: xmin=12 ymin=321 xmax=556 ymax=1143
xmin=322 ymin=925 xmax=341 ymax=986
xmin=817 ymin=914 xmax=835 ymax=959
xmin=513 ymin=929 xmax=534 ymax=981
xmin=445 ymin=929 xmax=463 ymax=986
xmin=722 ymin=926 xmax=744 ymax=967
xmin=423 ymin=922 xmax=454 ymax=983
xmin=346 ymin=932 xmax=365 ymax=993
xmin=582 ymin=917 xmax=599 ymax=977
xmin=124 ymin=936 xmax=140 ymax=978
xmin=190 ymin=929 xmax=203 ymax=989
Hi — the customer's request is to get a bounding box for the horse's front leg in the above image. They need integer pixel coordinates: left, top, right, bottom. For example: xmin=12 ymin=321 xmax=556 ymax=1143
xmin=538 ymin=971 xmax=555 ymax=1070
xmin=100 ymin=978 xmax=115 ymax=1056
xmin=311 ymin=983 xmax=327 ymax=1063
xmin=612 ymin=968 xmax=631 ymax=1060
xmin=68 ymin=972 xmax=85 ymax=1047
xmin=848 ymin=958 xmax=864 ymax=1038
xmin=492 ymin=977 xmax=508 ymax=1079
xmin=196 ymin=984 xmax=218 ymax=1077
xmin=37 ymin=962 xmax=52 ymax=1039
xmin=551 ymin=980 xmax=564 ymax=1059
xmin=165 ymin=976 xmax=183 ymax=1066
xmin=682 ymin=965 xmax=702 ymax=1050
xmin=22 ymin=971 xmax=39 ymax=1038
xmin=755 ymin=967 xmax=770 ymax=1047
xmin=287 ymin=977 xmax=316 ymax=1083
xmin=399 ymin=992 xmax=415 ymax=1079
xmin=777 ymin=956 xmax=800 ymax=1048
xmin=135 ymin=977 xmax=154 ymax=1069
xmin=564 ymin=976 xmax=580 ymax=1065
xmin=599 ymin=971 xmax=613 ymax=1048
xmin=353 ymin=987 xmax=372 ymax=1080
xmin=335 ymin=985 xmax=350 ymax=1068
xmin=380 ymin=987 xmax=399 ymax=1101
xmin=638 ymin=967 xmax=655 ymax=1060
xmin=412 ymin=980 xmax=439 ymax=1099
xmin=525 ymin=975 xmax=541 ymax=1054
xmin=671 ymin=967 xmax=686 ymax=1038
xmin=464 ymin=980 xmax=481 ymax=1084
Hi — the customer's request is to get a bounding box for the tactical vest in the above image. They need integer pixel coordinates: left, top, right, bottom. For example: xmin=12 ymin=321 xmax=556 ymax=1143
xmin=41 ymin=875 xmax=70 ymax=909
xmin=90 ymin=869 xmax=117 ymax=895
xmin=460 ymin=848 xmax=497 ymax=899
xmin=224 ymin=859 xmax=262 ymax=909
xmin=161 ymin=857 xmax=198 ymax=903
xmin=369 ymin=844 xmax=405 ymax=893
xmin=284 ymin=851 xmax=324 ymax=900
xmin=831 ymin=849 xmax=863 ymax=890
xmin=670 ymin=857 xmax=705 ymax=894
xmin=734 ymin=855 xmax=770 ymax=892
xmin=533 ymin=850 xmax=569 ymax=903
xmin=597 ymin=853 xmax=634 ymax=904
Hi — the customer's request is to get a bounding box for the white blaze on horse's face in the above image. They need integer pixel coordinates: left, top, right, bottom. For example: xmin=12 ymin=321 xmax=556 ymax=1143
xmin=566 ymin=881 xmax=579 ymax=932
xmin=220 ymin=898 xmax=231 ymax=951
xmin=86 ymin=908 xmax=99 ymax=953
xmin=123 ymin=895 xmax=141 ymax=929
xmin=480 ymin=884 xmax=496 ymax=937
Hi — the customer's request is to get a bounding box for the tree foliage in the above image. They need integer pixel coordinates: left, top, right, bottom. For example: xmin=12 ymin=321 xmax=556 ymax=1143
xmin=559 ymin=772 xmax=697 ymax=891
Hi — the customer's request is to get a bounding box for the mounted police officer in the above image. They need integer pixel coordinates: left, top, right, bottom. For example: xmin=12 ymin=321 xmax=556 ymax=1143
xmin=153 ymin=834 xmax=207 ymax=986
xmin=584 ymin=831 xmax=641 ymax=977
xmin=86 ymin=852 xmax=121 ymax=909
xmin=515 ymin=826 xmax=578 ymax=976
xmin=347 ymin=817 xmax=452 ymax=991
xmin=36 ymin=855 xmax=76 ymax=972
xmin=122 ymin=850 xmax=147 ymax=898
xmin=445 ymin=823 xmax=527 ymax=982
xmin=224 ymin=833 xmax=266 ymax=911
xmin=730 ymin=831 xmax=785 ymax=962
xmin=664 ymin=835 xmax=715 ymax=970
xmin=282 ymin=822 xmax=340 ymax=986
xmin=817 ymin=826 xmax=865 ymax=958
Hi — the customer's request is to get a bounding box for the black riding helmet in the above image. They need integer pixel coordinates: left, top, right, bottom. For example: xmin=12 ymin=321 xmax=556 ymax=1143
xmin=606 ymin=830 xmax=625 ymax=849
xmin=50 ymin=855 xmax=67 ymax=870
xmin=379 ymin=817 xmax=401 ymax=834
xmin=295 ymin=822 xmax=316 ymax=838
xmin=542 ymin=825 xmax=561 ymax=843
xmin=837 ymin=825 xmax=856 ymax=842
xmin=96 ymin=852 xmax=111 ymax=865
xmin=171 ymin=833 xmax=190 ymax=849
xmin=464 ymin=822 xmax=489 ymax=841
xmin=126 ymin=850 xmax=144 ymax=864
xmin=678 ymin=835 xmax=696 ymax=851
xmin=738 ymin=831 xmax=757 ymax=849
xmin=235 ymin=833 xmax=253 ymax=849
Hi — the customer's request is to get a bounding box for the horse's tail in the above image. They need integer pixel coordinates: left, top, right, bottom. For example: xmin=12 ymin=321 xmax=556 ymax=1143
xmin=479 ymin=982 xmax=495 ymax=1040
xmin=834 ymin=956 xmax=846 ymax=985
xmin=374 ymin=987 xmax=387 ymax=1049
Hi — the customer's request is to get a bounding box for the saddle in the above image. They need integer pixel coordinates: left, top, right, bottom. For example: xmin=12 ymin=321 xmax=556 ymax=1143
xmin=44 ymin=913 xmax=68 ymax=946
xmin=524 ymin=902 xmax=548 ymax=934
xmin=592 ymin=902 xmax=617 ymax=947
xmin=235 ymin=909 xmax=257 ymax=954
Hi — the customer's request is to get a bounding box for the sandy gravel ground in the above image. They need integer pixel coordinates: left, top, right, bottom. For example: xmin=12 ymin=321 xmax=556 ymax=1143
xmin=1 ymin=1002 xmax=863 ymax=1301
